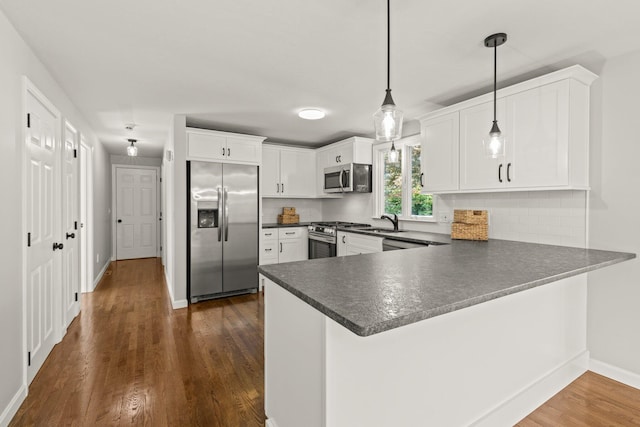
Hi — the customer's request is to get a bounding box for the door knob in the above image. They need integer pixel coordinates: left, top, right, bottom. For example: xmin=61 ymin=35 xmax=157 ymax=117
xmin=66 ymin=232 xmax=75 ymax=239
xmin=53 ymin=242 xmax=64 ymax=251
xmin=117 ymin=219 xmax=122 ymax=223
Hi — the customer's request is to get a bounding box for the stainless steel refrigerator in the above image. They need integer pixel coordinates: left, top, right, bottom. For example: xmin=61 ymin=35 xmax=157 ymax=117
xmin=188 ymin=161 xmax=258 ymax=302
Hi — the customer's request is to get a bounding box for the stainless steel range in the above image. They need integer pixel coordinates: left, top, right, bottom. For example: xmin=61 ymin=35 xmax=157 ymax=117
xmin=308 ymin=221 xmax=371 ymax=259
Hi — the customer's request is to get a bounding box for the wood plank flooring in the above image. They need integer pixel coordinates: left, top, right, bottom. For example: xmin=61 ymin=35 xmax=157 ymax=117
xmin=10 ymin=258 xmax=265 ymax=426
xmin=10 ymin=257 xmax=640 ymax=426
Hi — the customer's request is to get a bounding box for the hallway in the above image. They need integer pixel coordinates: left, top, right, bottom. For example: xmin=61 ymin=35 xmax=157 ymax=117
xmin=10 ymin=258 xmax=265 ymax=426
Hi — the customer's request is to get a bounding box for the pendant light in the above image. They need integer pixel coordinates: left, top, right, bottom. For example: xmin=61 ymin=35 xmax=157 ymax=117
xmin=484 ymin=33 xmax=507 ymax=159
xmin=374 ymin=0 xmax=403 ymax=147
xmin=127 ymin=139 xmax=138 ymax=157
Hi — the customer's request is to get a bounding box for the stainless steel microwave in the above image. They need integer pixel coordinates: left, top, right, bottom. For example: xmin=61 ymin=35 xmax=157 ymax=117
xmin=323 ymin=163 xmax=372 ymax=193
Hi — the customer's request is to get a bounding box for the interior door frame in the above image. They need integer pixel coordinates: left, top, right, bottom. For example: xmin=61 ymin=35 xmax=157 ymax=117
xmin=80 ymin=138 xmax=94 ymax=292
xmin=111 ymin=164 xmax=161 ymax=261
xmin=21 ymin=77 xmax=63 ymax=387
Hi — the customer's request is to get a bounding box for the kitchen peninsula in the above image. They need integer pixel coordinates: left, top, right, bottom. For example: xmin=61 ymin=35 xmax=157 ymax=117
xmin=259 ymin=238 xmax=635 ymax=427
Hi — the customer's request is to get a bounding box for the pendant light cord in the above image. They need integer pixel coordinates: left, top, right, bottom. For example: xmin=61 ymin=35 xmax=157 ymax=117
xmin=386 ymin=0 xmax=390 ymax=91
xmin=493 ymin=44 xmax=497 ymax=122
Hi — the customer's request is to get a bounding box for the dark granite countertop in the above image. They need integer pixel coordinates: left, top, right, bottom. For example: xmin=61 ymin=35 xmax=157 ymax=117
xmin=258 ymin=239 xmax=635 ymax=337
xmin=262 ymin=222 xmax=311 ymax=229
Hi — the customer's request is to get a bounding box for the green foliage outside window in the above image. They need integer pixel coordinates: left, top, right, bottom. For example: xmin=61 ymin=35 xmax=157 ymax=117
xmin=383 ymin=145 xmax=433 ymax=217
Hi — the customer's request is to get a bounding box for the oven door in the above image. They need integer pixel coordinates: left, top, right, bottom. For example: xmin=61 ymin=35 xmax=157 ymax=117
xmin=324 ymin=165 xmax=352 ymax=193
xmin=308 ymin=234 xmax=337 ymax=259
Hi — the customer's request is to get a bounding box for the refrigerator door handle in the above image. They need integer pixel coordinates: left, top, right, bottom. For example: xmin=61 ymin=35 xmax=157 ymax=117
xmin=224 ymin=187 xmax=229 ymax=242
xmin=217 ymin=187 xmax=223 ymax=242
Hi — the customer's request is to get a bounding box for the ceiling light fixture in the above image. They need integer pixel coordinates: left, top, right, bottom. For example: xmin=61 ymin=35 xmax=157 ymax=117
xmin=298 ymin=109 xmax=326 ymax=120
xmin=374 ymin=0 xmax=403 ymax=153
xmin=127 ymin=139 xmax=138 ymax=157
xmin=484 ymin=32 xmax=507 ymax=158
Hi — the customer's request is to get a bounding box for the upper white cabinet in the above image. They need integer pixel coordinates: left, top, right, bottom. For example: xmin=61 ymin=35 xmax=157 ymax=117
xmin=187 ymin=128 xmax=265 ymax=165
xmin=262 ymin=145 xmax=316 ymax=198
xmin=316 ymin=137 xmax=374 ymax=195
xmin=420 ymin=111 xmax=460 ymax=193
xmin=420 ymin=65 xmax=597 ymax=193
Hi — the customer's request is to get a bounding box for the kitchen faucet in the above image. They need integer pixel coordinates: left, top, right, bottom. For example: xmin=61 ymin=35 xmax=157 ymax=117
xmin=380 ymin=214 xmax=399 ymax=231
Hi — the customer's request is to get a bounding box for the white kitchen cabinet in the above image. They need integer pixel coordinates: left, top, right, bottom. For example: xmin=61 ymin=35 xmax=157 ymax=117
xmin=459 ymin=99 xmax=507 ymax=191
xmin=260 ymin=227 xmax=308 ymax=264
xmin=418 ymin=65 xmax=596 ymax=194
xmin=262 ymin=145 xmax=316 ymax=198
xmin=187 ymin=128 xmax=264 ymax=164
xmin=420 ymin=111 xmax=460 ymax=193
xmin=316 ymin=137 xmax=374 ymax=196
xmin=337 ymin=232 xmax=382 ymax=257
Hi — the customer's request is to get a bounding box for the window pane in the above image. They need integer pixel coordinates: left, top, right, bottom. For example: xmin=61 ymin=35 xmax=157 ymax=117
xmin=383 ymin=150 xmax=402 ymax=216
xmin=410 ymin=145 xmax=433 ymax=216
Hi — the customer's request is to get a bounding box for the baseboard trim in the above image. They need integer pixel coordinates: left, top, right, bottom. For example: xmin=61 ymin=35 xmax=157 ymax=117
xmin=265 ymin=419 xmax=279 ymax=427
xmin=590 ymin=358 xmax=640 ymax=390
xmin=91 ymin=260 xmax=111 ymax=291
xmin=470 ymin=351 xmax=589 ymax=426
xmin=172 ymin=299 xmax=188 ymax=309
xmin=164 ymin=268 xmax=187 ymax=310
xmin=0 ymin=384 xmax=27 ymax=427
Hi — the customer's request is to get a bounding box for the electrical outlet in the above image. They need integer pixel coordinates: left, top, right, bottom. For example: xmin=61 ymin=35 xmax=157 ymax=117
xmin=438 ymin=212 xmax=452 ymax=223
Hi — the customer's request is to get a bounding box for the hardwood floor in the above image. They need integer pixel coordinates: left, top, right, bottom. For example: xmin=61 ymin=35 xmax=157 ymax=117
xmin=10 ymin=258 xmax=640 ymax=426
xmin=517 ymin=371 xmax=640 ymax=426
xmin=10 ymin=258 xmax=265 ymax=427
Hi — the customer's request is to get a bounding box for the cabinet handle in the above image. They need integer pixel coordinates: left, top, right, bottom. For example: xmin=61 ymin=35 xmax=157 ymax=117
xmin=507 ymin=163 xmax=512 ymax=182
xmin=265 ymin=248 xmax=272 ymax=252
xmin=342 ymin=235 xmax=346 ymax=244
xmin=498 ymin=164 xmax=503 ymax=183
xmin=338 ymin=155 xmax=342 ymax=163
xmin=265 ymin=232 xmax=272 ymax=236
xmin=420 ymin=172 xmax=424 ymax=187
xmin=227 ymin=148 xmax=231 ymax=157
xmin=222 ymin=147 xmax=226 ymax=156
xmin=285 ymin=232 xmax=295 ymax=235
xmin=280 ymin=242 xmax=283 ymax=253
xmin=335 ymin=155 xmax=339 ymax=163
xmin=281 ymin=183 xmax=284 ymax=193
xmin=277 ymin=183 xmax=280 ymax=193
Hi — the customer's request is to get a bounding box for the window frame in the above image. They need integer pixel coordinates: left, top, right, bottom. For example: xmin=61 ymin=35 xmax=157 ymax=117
xmin=373 ymin=135 xmax=436 ymax=222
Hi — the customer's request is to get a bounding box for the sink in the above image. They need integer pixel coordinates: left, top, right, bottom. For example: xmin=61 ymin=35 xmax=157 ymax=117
xmin=358 ymin=227 xmax=406 ymax=233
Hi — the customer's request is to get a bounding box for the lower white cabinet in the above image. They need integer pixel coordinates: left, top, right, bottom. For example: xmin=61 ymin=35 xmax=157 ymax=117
xmin=260 ymin=227 xmax=309 ymax=265
xmin=337 ymin=232 xmax=382 ymax=257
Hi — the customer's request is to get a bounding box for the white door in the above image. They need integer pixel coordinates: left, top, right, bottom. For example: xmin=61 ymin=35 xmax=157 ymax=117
xmin=62 ymin=121 xmax=80 ymax=327
xmin=25 ymin=86 xmax=61 ymax=384
xmin=116 ymin=168 xmax=158 ymax=260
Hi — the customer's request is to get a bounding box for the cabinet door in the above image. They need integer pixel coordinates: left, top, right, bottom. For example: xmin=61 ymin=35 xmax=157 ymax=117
xmin=507 ymin=81 xmax=570 ymax=188
xmin=421 ymin=112 xmax=459 ymax=193
xmin=262 ymin=146 xmax=281 ymax=197
xmin=260 ymin=229 xmax=278 ymax=264
xmin=345 ymin=233 xmax=382 ymax=255
xmin=336 ymin=232 xmax=347 ymax=257
xmin=334 ymin=144 xmax=353 ymax=165
xmin=459 ymin=99 xmax=507 ymax=190
xmin=280 ymin=149 xmax=316 ymax=197
xmin=187 ymin=131 xmax=226 ymax=161
xmin=226 ymin=136 xmax=261 ymax=164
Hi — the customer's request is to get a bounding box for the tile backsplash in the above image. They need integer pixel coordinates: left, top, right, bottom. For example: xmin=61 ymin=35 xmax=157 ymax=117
xmin=438 ymin=190 xmax=588 ymax=248
xmin=262 ymin=198 xmax=323 ymax=224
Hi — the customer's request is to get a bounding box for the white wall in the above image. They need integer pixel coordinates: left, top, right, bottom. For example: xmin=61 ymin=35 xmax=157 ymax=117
xmin=0 ymin=8 xmax=110 ymax=425
xmin=93 ymin=142 xmax=112 ymax=284
xmin=587 ymin=49 xmax=640 ymax=376
xmin=110 ymin=154 xmax=162 ymax=167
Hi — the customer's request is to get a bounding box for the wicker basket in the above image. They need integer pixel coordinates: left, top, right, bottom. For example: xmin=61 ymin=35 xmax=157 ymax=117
xmin=453 ymin=210 xmax=488 ymax=225
xmin=277 ymin=214 xmax=300 ymax=224
xmin=451 ymin=223 xmax=488 ymax=241
xmin=282 ymin=207 xmax=296 ymax=215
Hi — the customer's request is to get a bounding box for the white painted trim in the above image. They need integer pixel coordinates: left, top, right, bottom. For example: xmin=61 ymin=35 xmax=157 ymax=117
xmin=164 ymin=267 xmax=187 ymax=309
xmin=91 ymin=260 xmax=111 ymax=291
xmin=265 ymin=419 xmax=279 ymax=427
xmin=0 ymin=384 xmax=27 ymax=427
xmin=590 ymin=358 xmax=640 ymax=390
xmin=79 ymin=139 xmax=94 ymax=294
xmin=470 ymin=351 xmax=589 ymax=426
xmin=111 ymin=165 xmax=161 ymax=260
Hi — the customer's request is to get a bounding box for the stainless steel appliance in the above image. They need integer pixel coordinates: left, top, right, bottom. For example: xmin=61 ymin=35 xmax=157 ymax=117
xmin=188 ymin=161 xmax=258 ymax=302
xmin=323 ymin=163 xmax=372 ymax=193
xmin=308 ymin=222 xmax=371 ymax=259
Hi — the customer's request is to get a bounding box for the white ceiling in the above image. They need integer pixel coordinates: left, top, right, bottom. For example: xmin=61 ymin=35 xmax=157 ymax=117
xmin=1 ymin=0 xmax=640 ymax=157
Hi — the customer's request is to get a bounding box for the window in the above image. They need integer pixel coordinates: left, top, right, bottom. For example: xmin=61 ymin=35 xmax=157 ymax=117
xmin=374 ymin=135 xmax=434 ymax=221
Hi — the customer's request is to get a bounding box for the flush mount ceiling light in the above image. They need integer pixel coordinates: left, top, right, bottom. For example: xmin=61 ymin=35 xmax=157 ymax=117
xmin=373 ymin=0 xmax=402 ymax=162
xmin=484 ymin=32 xmax=507 ymax=158
xmin=298 ymin=109 xmax=326 ymax=120
xmin=127 ymin=139 xmax=138 ymax=157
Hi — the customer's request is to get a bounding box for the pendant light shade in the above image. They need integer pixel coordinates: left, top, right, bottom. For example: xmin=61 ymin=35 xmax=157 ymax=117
xmin=127 ymin=139 xmax=138 ymax=157
xmin=374 ymin=0 xmax=403 ymax=142
xmin=388 ymin=140 xmax=399 ymax=163
xmin=483 ymin=32 xmax=507 ymax=159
